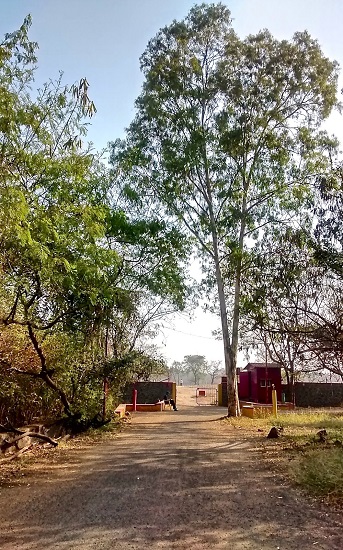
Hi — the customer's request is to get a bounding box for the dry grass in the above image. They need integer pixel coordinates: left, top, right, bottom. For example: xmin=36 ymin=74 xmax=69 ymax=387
xmin=224 ymin=408 xmax=343 ymax=508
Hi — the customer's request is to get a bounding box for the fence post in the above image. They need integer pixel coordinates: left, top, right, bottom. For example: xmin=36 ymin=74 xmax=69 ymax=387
xmin=132 ymin=388 xmax=137 ymax=412
xmin=272 ymin=385 xmax=278 ymax=417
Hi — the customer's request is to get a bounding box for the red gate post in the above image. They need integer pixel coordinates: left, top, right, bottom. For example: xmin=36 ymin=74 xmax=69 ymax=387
xmin=132 ymin=388 xmax=137 ymax=412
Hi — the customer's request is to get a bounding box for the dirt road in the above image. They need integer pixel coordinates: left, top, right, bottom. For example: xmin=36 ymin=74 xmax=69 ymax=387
xmin=1 ymin=387 xmax=342 ymax=549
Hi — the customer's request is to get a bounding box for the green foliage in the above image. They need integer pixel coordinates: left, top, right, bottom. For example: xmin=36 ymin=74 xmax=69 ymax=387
xmin=0 ymin=17 xmax=119 ymax=335
xmin=103 ymin=349 xmax=168 ymax=384
xmin=113 ymin=3 xmax=338 ymax=253
xmin=313 ymin=164 xmax=343 ymax=277
xmin=295 ymin=448 xmax=343 ymax=498
xmin=0 ymin=17 xmax=188 ymax=425
xmin=110 ymin=3 xmax=339 ymax=414
xmin=106 ymin=208 xmax=190 ymax=310
xmin=0 ymin=367 xmax=59 ymax=425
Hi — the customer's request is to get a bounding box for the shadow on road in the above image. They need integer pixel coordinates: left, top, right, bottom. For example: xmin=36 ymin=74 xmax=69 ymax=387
xmin=1 ymin=406 xmax=342 ymax=549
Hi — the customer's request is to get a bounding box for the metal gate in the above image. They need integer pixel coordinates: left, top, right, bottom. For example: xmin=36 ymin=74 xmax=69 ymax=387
xmin=196 ymin=386 xmax=218 ymax=406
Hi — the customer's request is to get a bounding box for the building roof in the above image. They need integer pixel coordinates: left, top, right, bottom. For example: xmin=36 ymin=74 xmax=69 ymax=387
xmin=243 ymin=362 xmax=280 ymax=371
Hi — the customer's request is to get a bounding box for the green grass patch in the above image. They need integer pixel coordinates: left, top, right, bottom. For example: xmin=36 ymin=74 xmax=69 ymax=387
xmin=294 ymin=447 xmax=343 ymax=500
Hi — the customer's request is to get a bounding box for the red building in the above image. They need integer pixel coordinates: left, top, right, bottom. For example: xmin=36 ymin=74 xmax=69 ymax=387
xmin=238 ymin=362 xmax=282 ymax=404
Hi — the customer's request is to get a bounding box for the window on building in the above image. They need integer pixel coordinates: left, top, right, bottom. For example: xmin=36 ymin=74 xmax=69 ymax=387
xmin=260 ymin=379 xmax=266 ymax=387
xmin=267 ymin=380 xmax=272 ymax=387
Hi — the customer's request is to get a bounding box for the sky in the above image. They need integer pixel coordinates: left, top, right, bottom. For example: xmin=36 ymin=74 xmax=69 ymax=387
xmin=1 ymin=0 xmax=343 ymax=368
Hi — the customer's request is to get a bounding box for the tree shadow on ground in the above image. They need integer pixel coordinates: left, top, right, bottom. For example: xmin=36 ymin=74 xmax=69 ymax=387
xmin=1 ymin=409 xmax=342 ymax=550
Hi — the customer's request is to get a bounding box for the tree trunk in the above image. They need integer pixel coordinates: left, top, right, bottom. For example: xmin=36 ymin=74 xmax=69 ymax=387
xmin=28 ymin=324 xmax=72 ymax=416
xmin=203 ymin=195 xmax=239 ymax=414
xmin=41 ymin=371 xmax=72 ymax=416
xmin=203 ymin=144 xmax=239 ymax=416
xmin=1 ymin=431 xmax=58 ymax=453
xmin=290 ymin=365 xmax=295 ymax=405
xmin=284 ymin=368 xmax=290 ymax=401
xmin=230 ymin=189 xmax=248 ymax=415
xmin=213 ymin=247 xmax=239 ymax=416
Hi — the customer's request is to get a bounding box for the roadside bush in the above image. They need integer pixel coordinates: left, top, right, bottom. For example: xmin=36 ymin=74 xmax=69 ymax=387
xmin=0 ymin=370 xmax=62 ymax=426
xmin=0 ymin=326 xmax=63 ymax=424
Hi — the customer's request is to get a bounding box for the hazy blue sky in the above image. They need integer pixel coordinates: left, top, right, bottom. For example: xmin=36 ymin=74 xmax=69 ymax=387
xmin=1 ymin=1 xmax=343 ymax=366
xmin=2 ymin=0 xmax=343 ymax=149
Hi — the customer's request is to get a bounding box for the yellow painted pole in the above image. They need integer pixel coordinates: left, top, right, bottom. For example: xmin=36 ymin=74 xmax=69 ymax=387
xmin=272 ymin=385 xmax=278 ymax=417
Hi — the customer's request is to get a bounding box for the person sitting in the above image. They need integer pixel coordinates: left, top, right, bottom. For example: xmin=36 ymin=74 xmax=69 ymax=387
xmin=163 ymin=391 xmax=178 ymax=411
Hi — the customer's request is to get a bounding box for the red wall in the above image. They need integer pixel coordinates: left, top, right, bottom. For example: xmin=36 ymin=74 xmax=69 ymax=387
xmin=251 ymin=369 xmax=258 ymax=402
xmin=256 ymin=367 xmax=281 ymax=403
xmin=238 ymin=366 xmax=282 ymax=403
xmin=238 ymin=371 xmax=250 ymax=399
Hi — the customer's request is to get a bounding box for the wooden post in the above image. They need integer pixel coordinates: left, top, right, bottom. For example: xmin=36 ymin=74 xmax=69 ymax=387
xmin=132 ymin=388 xmax=137 ymax=412
xmin=272 ymin=385 xmax=278 ymax=417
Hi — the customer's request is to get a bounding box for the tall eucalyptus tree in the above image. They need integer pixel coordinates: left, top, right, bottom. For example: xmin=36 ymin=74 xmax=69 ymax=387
xmin=111 ymin=3 xmax=339 ymax=415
